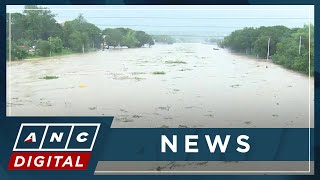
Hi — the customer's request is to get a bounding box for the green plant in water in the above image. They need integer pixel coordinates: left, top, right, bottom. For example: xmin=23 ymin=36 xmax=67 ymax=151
xmin=40 ymin=75 xmax=59 ymax=80
xmin=165 ymin=60 xmax=187 ymax=64
xmin=152 ymin=71 xmax=166 ymax=75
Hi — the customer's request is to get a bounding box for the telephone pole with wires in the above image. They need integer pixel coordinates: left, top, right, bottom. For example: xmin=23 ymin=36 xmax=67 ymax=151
xmin=299 ymin=35 xmax=302 ymax=55
xmin=267 ymin=37 xmax=271 ymax=62
xmin=48 ymin=36 xmax=52 ymax=57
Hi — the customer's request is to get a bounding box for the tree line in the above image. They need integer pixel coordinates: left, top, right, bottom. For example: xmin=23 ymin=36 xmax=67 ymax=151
xmin=102 ymin=28 xmax=154 ymax=48
xmin=219 ymin=25 xmax=314 ymax=75
xmin=6 ymin=5 xmax=175 ymax=61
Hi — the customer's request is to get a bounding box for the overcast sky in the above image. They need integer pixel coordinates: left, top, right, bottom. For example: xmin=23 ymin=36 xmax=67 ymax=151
xmin=7 ymin=5 xmax=314 ymax=37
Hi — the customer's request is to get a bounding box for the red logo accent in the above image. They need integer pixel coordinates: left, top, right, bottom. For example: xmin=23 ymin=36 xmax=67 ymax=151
xmin=24 ymin=138 xmax=33 ymax=143
xmin=8 ymin=152 xmax=91 ymax=170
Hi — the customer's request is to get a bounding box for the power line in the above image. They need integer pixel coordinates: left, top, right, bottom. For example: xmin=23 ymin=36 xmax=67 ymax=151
xmin=96 ymin=24 xmax=244 ymax=28
xmin=58 ymin=16 xmax=312 ymax=20
xmin=159 ymin=35 xmax=225 ymax=38
xmin=8 ymin=24 xmax=262 ymax=29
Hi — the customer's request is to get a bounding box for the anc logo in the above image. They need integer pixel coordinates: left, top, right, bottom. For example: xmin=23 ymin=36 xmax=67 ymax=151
xmin=8 ymin=123 xmax=100 ymax=170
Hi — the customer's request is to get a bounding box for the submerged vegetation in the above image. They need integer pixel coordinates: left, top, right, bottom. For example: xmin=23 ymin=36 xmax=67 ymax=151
xmin=165 ymin=60 xmax=187 ymax=64
xmin=152 ymin=71 xmax=166 ymax=75
xmin=219 ymin=25 xmax=314 ymax=75
xmin=40 ymin=76 xmax=59 ymax=80
xmin=102 ymin=28 xmax=154 ymax=48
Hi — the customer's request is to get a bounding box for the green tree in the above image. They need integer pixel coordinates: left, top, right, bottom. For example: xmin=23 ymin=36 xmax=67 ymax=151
xmin=102 ymin=28 xmax=154 ymax=48
xmin=50 ymin=37 xmax=63 ymax=53
xmin=11 ymin=43 xmax=28 ymax=60
xmin=68 ymin=31 xmax=87 ymax=52
xmin=135 ymin=31 xmax=153 ymax=47
xmin=63 ymin=14 xmax=101 ymax=52
xmin=23 ymin=5 xmax=62 ymax=42
xmin=6 ymin=13 xmax=27 ymax=42
xmin=220 ymin=26 xmax=291 ymax=57
xmin=273 ymin=25 xmax=314 ymax=74
xmin=37 ymin=40 xmax=51 ymax=56
xmin=220 ymin=25 xmax=314 ymax=75
xmin=122 ymin=30 xmax=139 ymax=48
xmin=253 ymin=26 xmax=291 ymax=58
xmin=102 ymin=28 xmax=123 ymax=47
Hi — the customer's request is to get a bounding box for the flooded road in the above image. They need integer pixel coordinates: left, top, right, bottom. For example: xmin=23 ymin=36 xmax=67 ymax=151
xmin=7 ymin=43 xmax=314 ymax=128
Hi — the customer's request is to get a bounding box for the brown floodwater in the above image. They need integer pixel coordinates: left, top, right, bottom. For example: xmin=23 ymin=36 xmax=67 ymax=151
xmin=7 ymin=43 xmax=314 ymax=128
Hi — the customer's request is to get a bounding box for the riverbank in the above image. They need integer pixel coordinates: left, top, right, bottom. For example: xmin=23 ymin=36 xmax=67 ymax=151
xmin=24 ymin=49 xmax=75 ymax=60
xmin=7 ymin=49 xmax=99 ymax=62
xmin=8 ymin=45 xmax=158 ymax=62
xmin=223 ymin=48 xmax=313 ymax=76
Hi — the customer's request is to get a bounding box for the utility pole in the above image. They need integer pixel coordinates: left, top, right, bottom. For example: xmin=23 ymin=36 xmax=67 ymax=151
xmin=8 ymin=13 xmax=12 ymax=61
xmin=82 ymin=43 xmax=85 ymax=54
xmin=49 ymin=36 xmax=52 ymax=57
xmin=299 ymin=35 xmax=302 ymax=55
xmin=267 ymin=37 xmax=271 ymax=62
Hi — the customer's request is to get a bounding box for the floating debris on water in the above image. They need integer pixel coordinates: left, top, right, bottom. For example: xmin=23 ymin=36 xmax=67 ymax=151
xmin=152 ymin=71 xmax=166 ymax=75
xmin=205 ymin=114 xmax=214 ymax=118
xmin=123 ymin=119 xmax=134 ymax=122
xmin=165 ymin=60 xmax=187 ymax=64
xmin=131 ymin=72 xmax=147 ymax=75
xmin=8 ymin=43 xmax=312 ymax=129
xmin=40 ymin=76 xmax=59 ymax=80
xmin=178 ymin=68 xmax=192 ymax=71
xmin=112 ymin=74 xmax=146 ymax=81
xmin=157 ymin=105 xmax=171 ymax=111
xmin=185 ymin=106 xmax=202 ymax=109
xmin=39 ymin=100 xmax=52 ymax=107
xmin=115 ymin=115 xmax=134 ymax=122
xmin=133 ymin=77 xmax=146 ymax=81
xmin=88 ymin=106 xmax=97 ymax=110
xmin=230 ymin=84 xmax=240 ymax=88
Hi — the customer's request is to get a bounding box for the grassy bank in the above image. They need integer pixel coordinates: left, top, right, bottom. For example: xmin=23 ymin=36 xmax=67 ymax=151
xmin=24 ymin=49 xmax=75 ymax=60
xmin=7 ymin=48 xmax=101 ymax=61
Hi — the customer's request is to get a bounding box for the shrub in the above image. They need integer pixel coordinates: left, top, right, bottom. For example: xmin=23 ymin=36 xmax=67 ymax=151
xmin=37 ymin=40 xmax=51 ymax=56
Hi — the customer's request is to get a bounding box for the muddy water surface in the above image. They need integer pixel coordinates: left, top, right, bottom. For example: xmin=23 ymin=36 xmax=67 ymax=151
xmin=7 ymin=43 xmax=313 ymax=128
